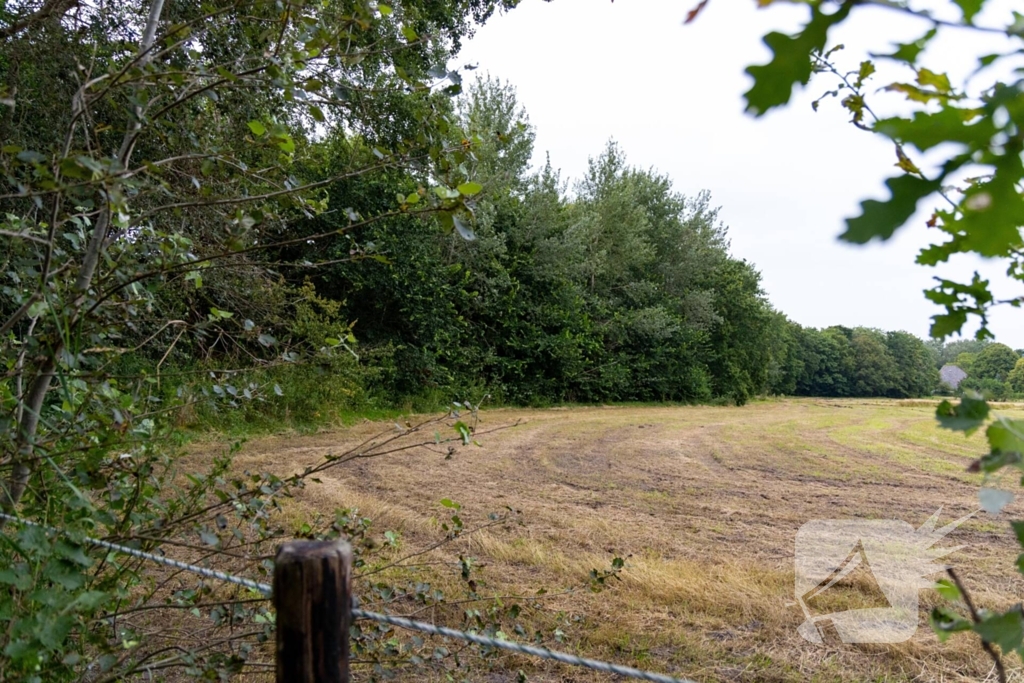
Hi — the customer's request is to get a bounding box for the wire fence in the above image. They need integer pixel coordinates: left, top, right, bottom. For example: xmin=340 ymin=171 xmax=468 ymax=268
xmin=0 ymin=511 xmax=696 ymax=683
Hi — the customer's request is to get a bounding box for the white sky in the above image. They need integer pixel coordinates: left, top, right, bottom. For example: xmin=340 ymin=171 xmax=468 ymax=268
xmin=458 ymin=0 xmax=1024 ymax=348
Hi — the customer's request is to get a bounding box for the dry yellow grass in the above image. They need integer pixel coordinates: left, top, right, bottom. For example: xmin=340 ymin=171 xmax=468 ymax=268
xmin=211 ymin=398 xmax=1024 ymax=682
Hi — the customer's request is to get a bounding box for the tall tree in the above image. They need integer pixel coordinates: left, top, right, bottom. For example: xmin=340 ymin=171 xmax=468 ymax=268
xmin=1008 ymin=358 xmax=1024 ymax=395
xmin=850 ymin=328 xmax=898 ymax=397
xmin=0 ymin=0 xmax=514 ymax=677
xmin=972 ymin=343 xmax=1020 ymax=382
xmin=886 ymin=330 xmax=940 ymax=397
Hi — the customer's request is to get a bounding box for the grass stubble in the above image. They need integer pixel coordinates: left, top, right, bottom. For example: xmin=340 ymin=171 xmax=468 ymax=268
xmin=203 ymin=399 xmax=1024 ymax=682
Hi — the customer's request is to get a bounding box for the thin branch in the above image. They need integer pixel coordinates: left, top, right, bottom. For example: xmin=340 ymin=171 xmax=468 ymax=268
xmin=138 ymin=156 xmax=414 ymax=217
xmin=856 ymin=0 xmax=1008 ymax=35
xmin=946 ymin=567 xmax=1007 ymax=683
xmin=84 ymin=205 xmax=438 ymax=321
xmin=0 ymin=292 xmax=42 ymax=338
xmin=0 ymin=229 xmax=51 ymax=245
xmin=358 ymin=518 xmax=508 ymax=579
xmin=0 ymin=0 xmax=80 ymax=41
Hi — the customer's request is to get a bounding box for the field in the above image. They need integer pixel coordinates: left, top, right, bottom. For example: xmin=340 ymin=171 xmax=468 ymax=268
xmin=222 ymin=399 xmax=1024 ymax=682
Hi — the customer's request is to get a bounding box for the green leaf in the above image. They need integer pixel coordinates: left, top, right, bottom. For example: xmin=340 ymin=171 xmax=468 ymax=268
xmin=38 ymin=614 xmax=75 ymax=648
xmin=276 ymin=134 xmax=296 ymax=153
xmin=0 ymin=565 xmax=32 ymax=591
xmin=931 ymin=606 xmax=972 ymax=642
xmin=988 ymin=418 xmax=1024 ymax=459
xmin=247 ymin=121 xmax=266 ymax=136
xmin=16 ymin=149 xmax=46 ymax=164
xmin=974 ymin=609 xmax=1024 ymax=652
xmin=433 ymin=185 xmax=460 ymax=200
xmin=19 ymin=525 xmax=49 ymax=555
xmin=884 ymin=82 xmax=951 ymax=104
xmin=60 ymin=157 xmax=90 ymax=179
xmin=841 ymin=174 xmax=941 ymax=244
xmin=874 ymin=27 xmax=937 ymax=64
xmin=917 ymin=68 xmax=952 ymax=94
xmin=955 ymin=154 xmax=1024 ymax=258
xmin=923 ymin=273 xmax=993 ymax=337
xmin=929 ymin=314 xmax=965 ymax=339
xmin=935 ymin=396 xmax=989 ymax=435
xmin=378 ymin=3 xmax=392 ymax=15
xmin=401 ymin=25 xmax=417 ymax=42
xmin=953 ymin=0 xmax=986 ymax=23
xmin=439 ymin=498 xmax=461 ymax=510
xmin=457 ymin=181 xmax=482 ymax=196
xmin=453 ymin=420 xmax=472 ymax=444
xmin=855 ymin=59 xmax=875 ymax=86
xmin=935 ymin=578 xmax=961 ymax=601
xmin=54 ymin=540 xmax=91 ymax=567
xmin=875 ymin=109 xmax=993 ymax=153
xmin=70 ymin=590 xmax=109 ymax=612
xmin=1010 ymin=521 xmax=1024 ymax=547
xmin=309 ymin=106 xmax=325 ymax=123
xmin=744 ymin=3 xmax=853 ymax=116
xmin=26 ymin=299 xmax=49 ymax=319
xmin=1010 ymin=11 xmax=1024 ymax=37
xmin=44 ymin=561 xmax=86 ymax=590
xmin=972 ymin=449 xmax=1021 ymax=474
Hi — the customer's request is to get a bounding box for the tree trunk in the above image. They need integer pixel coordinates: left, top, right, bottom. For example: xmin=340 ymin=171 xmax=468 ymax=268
xmin=0 ymin=0 xmax=166 ymax=522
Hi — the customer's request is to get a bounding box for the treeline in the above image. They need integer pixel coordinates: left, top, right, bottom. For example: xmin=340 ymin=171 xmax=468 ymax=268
xmin=245 ymin=79 xmax=947 ymax=410
xmin=282 ymin=79 xmax=775 ymax=405
xmin=92 ymin=78 xmax=958 ymax=417
xmin=766 ymin=323 xmax=939 ymax=398
xmin=926 ymin=340 xmax=1024 ymax=399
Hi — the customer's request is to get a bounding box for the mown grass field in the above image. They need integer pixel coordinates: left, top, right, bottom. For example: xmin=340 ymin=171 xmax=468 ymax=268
xmin=223 ymin=398 xmax=1024 ymax=682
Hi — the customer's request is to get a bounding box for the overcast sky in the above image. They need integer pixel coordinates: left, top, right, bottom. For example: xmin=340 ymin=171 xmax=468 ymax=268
xmin=457 ymin=0 xmax=1024 ymax=348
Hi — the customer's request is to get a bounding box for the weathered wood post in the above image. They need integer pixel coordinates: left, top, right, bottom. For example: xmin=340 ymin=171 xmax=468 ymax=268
xmin=273 ymin=539 xmax=353 ymax=683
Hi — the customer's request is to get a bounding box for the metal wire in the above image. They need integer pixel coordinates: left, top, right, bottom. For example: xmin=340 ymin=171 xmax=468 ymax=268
xmin=352 ymin=608 xmax=696 ymax=683
xmin=0 ymin=512 xmax=272 ymax=596
xmin=0 ymin=511 xmax=695 ymax=683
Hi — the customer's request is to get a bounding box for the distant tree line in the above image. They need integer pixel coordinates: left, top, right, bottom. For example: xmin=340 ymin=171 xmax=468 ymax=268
xmin=765 ymin=322 xmax=939 ymax=398
xmin=283 ymin=79 xmax=775 ymax=406
xmin=72 ymin=76 xmax=977 ymax=414
xmin=925 ymin=340 xmax=1024 ymax=400
xmin=264 ymin=79 xmax=954 ymax=408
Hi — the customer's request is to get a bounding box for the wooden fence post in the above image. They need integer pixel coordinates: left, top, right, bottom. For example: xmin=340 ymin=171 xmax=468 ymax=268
xmin=273 ymin=539 xmax=353 ymax=683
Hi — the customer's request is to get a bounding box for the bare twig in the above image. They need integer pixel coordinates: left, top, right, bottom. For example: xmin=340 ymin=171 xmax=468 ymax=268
xmin=0 ymin=0 xmax=80 ymax=41
xmin=946 ymin=567 xmax=1007 ymax=683
xmin=856 ymin=0 xmax=1008 ymax=34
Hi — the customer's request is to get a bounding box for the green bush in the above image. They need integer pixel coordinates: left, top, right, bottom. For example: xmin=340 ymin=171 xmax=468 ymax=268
xmin=959 ymin=377 xmax=1011 ymax=401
